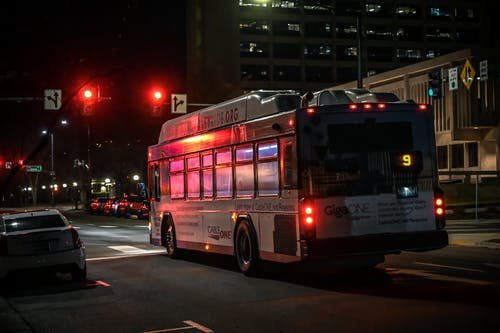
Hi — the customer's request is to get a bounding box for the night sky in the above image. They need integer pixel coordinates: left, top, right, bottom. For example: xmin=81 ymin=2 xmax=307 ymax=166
xmin=0 ymin=1 xmax=186 ymax=197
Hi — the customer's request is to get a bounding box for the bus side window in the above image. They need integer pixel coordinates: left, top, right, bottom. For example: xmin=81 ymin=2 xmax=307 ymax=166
xmin=170 ymin=159 xmax=185 ymax=199
xmin=281 ymin=138 xmax=297 ymax=189
xmin=257 ymin=141 xmax=279 ymax=196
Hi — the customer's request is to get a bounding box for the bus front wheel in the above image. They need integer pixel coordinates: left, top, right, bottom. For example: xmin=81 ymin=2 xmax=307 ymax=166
xmin=162 ymin=219 xmax=179 ymax=258
xmin=235 ymin=220 xmax=260 ymax=276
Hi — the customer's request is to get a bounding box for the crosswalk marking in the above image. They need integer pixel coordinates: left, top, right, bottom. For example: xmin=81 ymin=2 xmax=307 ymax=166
xmin=392 ymin=268 xmax=493 ymax=286
xmin=415 ymin=261 xmax=485 ymax=272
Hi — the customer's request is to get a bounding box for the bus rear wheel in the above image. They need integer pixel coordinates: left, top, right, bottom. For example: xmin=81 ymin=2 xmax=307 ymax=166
xmin=235 ymin=220 xmax=260 ymax=276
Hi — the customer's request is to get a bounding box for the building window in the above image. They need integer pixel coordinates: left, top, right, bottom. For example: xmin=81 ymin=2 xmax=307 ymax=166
xmin=337 ymin=46 xmax=357 ymax=60
xmin=304 ymin=21 xmax=331 ymax=37
xmin=335 ymin=1 xmax=361 ymax=16
xmin=273 ymin=21 xmax=301 ymax=35
xmin=395 ymin=27 xmax=422 ymax=41
xmin=273 ymin=43 xmax=300 ymax=59
xmin=303 ymin=0 xmax=331 ymax=15
xmin=240 ymin=42 xmax=268 ymax=57
xmin=304 ymin=44 xmax=332 ymax=58
xmin=366 ymin=25 xmax=393 ymax=40
xmin=365 ymin=3 xmax=391 ymax=17
xmin=305 ymin=67 xmax=332 ymax=82
xmin=395 ymin=5 xmax=417 ymax=17
xmin=367 ymin=47 xmax=393 ymax=61
xmin=241 ymin=65 xmax=269 ymax=80
xmin=272 ymin=0 xmax=300 ymax=9
xmin=451 ymin=144 xmax=464 ymax=168
xmin=336 ymin=24 xmax=357 ymax=38
xmin=240 ymin=20 xmax=269 ymax=34
xmin=455 ymin=8 xmax=478 ymax=21
xmin=425 ymin=49 xmax=442 ymax=59
xmin=425 ymin=28 xmax=452 ymax=41
xmin=396 ymin=48 xmax=423 ymax=62
xmin=274 ymin=66 xmax=300 ymax=81
xmin=437 ymin=146 xmax=448 ymax=169
xmin=428 ymin=7 xmax=451 ymax=19
xmin=456 ymin=30 xmax=477 ymax=43
xmin=467 ymin=142 xmax=479 ymax=167
xmin=239 ymin=0 xmax=269 ymax=7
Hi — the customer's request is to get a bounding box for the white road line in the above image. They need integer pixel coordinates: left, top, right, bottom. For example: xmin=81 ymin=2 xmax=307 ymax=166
xmin=394 ymin=268 xmax=493 ymax=286
xmin=183 ymin=321 xmax=214 ymax=333
xmin=86 ymin=251 xmax=165 ymax=262
xmin=109 ymin=245 xmax=147 ymax=253
xmin=141 ymin=320 xmax=214 ymax=333
xmin=415 ymin=262 xmax=485 ymax=272
xmin=100 ymin=225 xmax=118 ymax=228
xmin=484 ymin=263 xmax=500 ymax=269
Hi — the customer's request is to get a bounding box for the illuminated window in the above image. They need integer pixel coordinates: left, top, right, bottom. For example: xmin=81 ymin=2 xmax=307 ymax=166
xmin=216 ymin=149 xmax=233 ymax=198
xmin=258 ymin=141 xmax=279 ymax=196
xmin=236 ymin=145 xmax=254 ymax=197
xmin=240 ymin=19 xmax=269 ymax=34
xmin=273 ymin=21 xmax=300 ymax=35
xmin=202 ymin=152 xmax=213 ymax=199
xmin=187 ymin=155 xmax=200 ymax=199
xmin=396 ymin=6 xmax=417 ymax=17
xmin=428 ymin=7 xmax=451 ymax=19
xmin=240 ymin=42 xmax=268 ymax=57
xmin=304 ymin=44 xmax=332 ymax=58
xmin=170 ymin=159 xmax=185 ymax=199
xmin=396 ymin=48 xmax=423 ymax=62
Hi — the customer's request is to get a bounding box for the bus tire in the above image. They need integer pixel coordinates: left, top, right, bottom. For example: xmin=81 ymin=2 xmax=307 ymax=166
xmin=235 ymin=219 xmax=260 ymax=276
xmin=162 ymin=217 xmax=180 ymax=258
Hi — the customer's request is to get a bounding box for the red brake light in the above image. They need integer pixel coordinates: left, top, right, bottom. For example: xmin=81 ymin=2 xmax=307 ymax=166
xmin=306 ymin=107 xmax=315 ymax=114
xmin=363 ymin=103 xmax=372 ymax=109
xmin=70 ymin=226 xmax=83 ymax=249
xmin=377 ymin=103 xmax=386 ymax=109
xmin=349 ymin=104 xmax=357 ymax=110
xmin=418 ymin=104 xmax=428 ymax=111
xmin=435 ymin=197 xmax=445 ymax=216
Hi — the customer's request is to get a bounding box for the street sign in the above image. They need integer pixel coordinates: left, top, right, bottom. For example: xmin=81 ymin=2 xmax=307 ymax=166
xmin=171 ymin=94 xmax=187 ymax=114
xmin=448 ymin=67 xmax=458 ymax=91
xmin=44 ymin=89 xmax=62 ymax=110
xmin=460 ymin=59 xmax=476 ymax=91
xmin=26 ymin=165 xmax=42 ymax=172
xmin=480 ymin=60 xmax=488 ymax=81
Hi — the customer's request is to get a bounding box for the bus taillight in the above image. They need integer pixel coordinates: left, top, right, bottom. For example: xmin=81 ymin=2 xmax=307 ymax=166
xmin=349 ymin=104 xmax=357 ymax=110
xmin=435 ymin=195 xmax=446 ymax=229
xmin=377 ymin=103 xmax=386 ymax=109
xmin=300 ymin=199 xmax=316 ymax=238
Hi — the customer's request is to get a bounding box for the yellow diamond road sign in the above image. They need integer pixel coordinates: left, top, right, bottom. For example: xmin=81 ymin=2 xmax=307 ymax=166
xmin=460 ymin=59 xmax=476 ymax=90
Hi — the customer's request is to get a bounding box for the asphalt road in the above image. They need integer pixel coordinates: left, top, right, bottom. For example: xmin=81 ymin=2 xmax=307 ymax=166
xmin=1 ymin=211 xmax=499 ymax=333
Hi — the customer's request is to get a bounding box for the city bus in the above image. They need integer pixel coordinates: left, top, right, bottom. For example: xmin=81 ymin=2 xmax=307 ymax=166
xmin=147 ymin=89 xmax=448 ymax=275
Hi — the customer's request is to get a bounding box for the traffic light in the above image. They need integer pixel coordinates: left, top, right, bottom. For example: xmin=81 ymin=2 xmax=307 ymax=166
xmin=80 ymin=86 xmax=98 ymax=116
xmin=150 ymin=88 xmax=166 ymax=116
xmin=428 ymin=68 xmax=442 ymax=98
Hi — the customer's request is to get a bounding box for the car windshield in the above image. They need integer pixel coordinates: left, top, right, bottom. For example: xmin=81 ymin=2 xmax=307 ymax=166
xmin=4 ymin=214 xmax=66 ymax=232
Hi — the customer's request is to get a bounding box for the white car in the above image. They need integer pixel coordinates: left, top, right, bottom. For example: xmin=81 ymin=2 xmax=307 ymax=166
xmin=0 ymin=208 xmax=87 ymax=281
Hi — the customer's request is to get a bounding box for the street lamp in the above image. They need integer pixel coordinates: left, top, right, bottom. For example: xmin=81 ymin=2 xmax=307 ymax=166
xmin=42 ymin=119 xmax=68 ymax=206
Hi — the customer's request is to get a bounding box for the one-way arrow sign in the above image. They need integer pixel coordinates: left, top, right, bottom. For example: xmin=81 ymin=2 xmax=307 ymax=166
xmin=44 ymin=89 xmax=62 ymax=110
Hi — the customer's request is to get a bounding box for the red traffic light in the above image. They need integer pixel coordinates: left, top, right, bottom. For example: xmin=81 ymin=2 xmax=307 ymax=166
xmin=153 ymin=90 xmax=163 ymax=101
xmin=80 ymin=86 xmax=98 ymax=103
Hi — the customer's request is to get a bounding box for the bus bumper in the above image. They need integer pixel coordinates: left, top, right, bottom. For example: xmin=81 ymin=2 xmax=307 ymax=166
xmin=304 ymin=230 xmax=448 ymax=258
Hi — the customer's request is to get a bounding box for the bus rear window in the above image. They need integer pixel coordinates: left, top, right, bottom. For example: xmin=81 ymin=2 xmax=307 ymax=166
xmin=328 ymin=121 xmax=413 ymax=153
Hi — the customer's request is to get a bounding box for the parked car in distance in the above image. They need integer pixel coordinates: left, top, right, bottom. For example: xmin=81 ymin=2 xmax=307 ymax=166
xmin=128 ymin=196 xmax=149 ymax=220
xmin=103 ymin=197 xmax=119 ymax=216
xmin=90 ymin=197 xmax=108 ymax=215
xmin=0 ymin=208 xmax=87 ymax=281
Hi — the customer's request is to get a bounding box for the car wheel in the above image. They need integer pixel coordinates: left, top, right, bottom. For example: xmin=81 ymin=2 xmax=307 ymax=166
xmin=235 ymin=219 xmax=261 ymax=276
